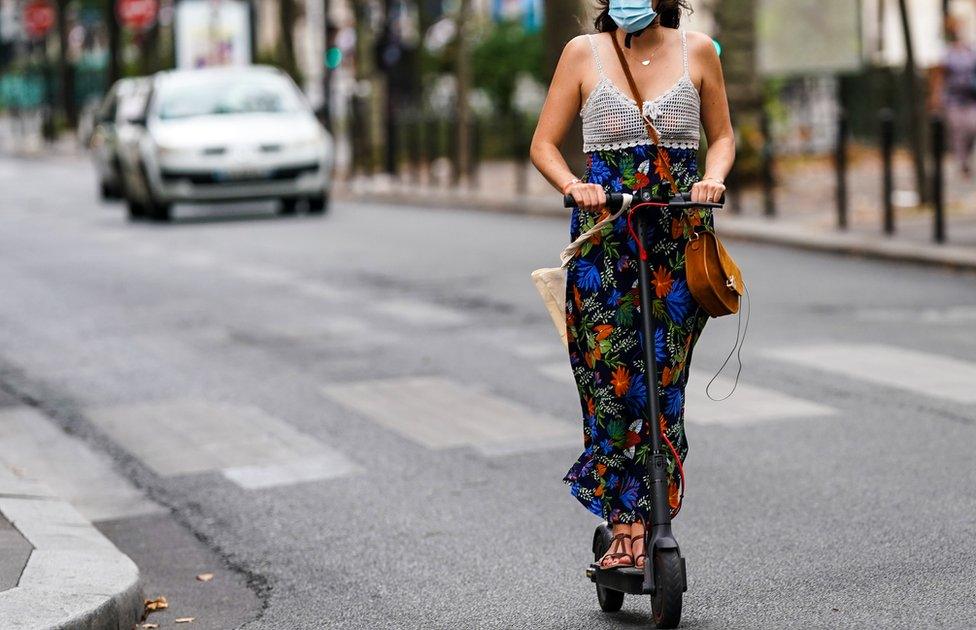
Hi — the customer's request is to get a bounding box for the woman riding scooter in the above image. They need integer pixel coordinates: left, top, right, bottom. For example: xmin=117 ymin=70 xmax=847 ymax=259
xmin=530 ymin=0 xmax=735 ymax=570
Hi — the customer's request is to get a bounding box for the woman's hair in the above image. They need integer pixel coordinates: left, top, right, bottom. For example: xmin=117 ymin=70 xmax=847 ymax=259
xmin=593 ymin=0 xmax=692 ymax=31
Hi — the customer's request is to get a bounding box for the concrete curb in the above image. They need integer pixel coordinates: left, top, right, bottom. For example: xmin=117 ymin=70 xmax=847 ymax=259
xmin=0 ymin=465 xmax=143 ymax=630
xmin=338 ymin=187 xmax=976 ymax=272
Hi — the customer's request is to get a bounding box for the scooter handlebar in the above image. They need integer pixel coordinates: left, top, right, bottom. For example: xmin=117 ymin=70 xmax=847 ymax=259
xmin=563 ymin=191 xmax=724 ymax=210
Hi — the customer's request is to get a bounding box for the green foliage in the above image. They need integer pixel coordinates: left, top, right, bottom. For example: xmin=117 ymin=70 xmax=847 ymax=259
xmin=470 ymin=20 xmax=544 ymax=113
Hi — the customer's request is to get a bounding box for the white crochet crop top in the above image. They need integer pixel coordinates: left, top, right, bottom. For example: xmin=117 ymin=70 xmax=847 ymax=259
xmin=581 ymin=31 xmax=701 ymax=153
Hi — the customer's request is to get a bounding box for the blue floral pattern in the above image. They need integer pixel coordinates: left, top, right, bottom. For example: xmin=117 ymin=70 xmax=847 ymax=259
xmin=563 ymin=144 xmax=714 ymax=524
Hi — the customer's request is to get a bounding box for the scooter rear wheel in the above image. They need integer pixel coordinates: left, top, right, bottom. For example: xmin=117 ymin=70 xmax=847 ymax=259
xmin=650 ymin=549 xmax=683 ymax=629
xmin=592 ymin=525 xmax=625 ymax=612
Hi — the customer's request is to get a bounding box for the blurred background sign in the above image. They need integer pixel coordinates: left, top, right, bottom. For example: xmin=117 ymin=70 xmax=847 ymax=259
xmin=757 ymin=0 xmax=863 ymax=76
xmin=22 ymin=0 xmax=55 ymax=40
xmin=175 ymin=0 xmax=252 ymax=69
xmin=491 ymin=0 xmax=542 ymax=32
xmin=116 ymin=0 xmax=158 ymax=32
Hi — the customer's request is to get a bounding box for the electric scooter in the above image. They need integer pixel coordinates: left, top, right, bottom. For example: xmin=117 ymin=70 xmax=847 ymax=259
xmin=563 ymin=189 xmax=725 ymax=629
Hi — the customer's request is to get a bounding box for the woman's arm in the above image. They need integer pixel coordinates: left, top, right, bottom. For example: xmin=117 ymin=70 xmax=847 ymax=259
xmin=689 ymin=32 xmax=735 ymax=204
xmin=530 ymin=36 xmax=607 ymax=212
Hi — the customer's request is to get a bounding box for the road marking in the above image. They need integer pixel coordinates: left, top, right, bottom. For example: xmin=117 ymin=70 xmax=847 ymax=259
xmin=764 ymin=343 xmax=976 ymax=405
xmin=684 ymin=371 xmax=836 ymax=426
xmin=538 ymin=363 xmax=836 ymax=426
xmin=538 ymin=362 xmax=575 ymax=385
xmin=322 ymin=376 xmax=577 ymax=455
xmin=0 ymin=407 xmax=162 ymax=522
xmin=86 ymin=400 xmax=360 ymax=488
xmin=369 ymin=299 xmax=467 ymax=326
xmin=855 ymin=305 xmax=976 ymax=324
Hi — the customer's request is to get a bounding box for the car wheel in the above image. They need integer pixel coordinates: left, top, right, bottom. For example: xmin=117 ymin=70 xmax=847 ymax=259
xmin=307 ymin=193 xmax=329 ymax=215
xmin=146 ymin=200 xmax=172 ymax=222
xmin=100 ymin=181 xmax=121 ymax=200
xmin=126 ymin=198 xmax=146 ymax=220
xmin=278 ymin=198 xmax=299 ymax=215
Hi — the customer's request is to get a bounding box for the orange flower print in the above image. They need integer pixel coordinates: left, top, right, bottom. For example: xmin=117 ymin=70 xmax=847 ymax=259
xmin=634 ymin=172 xmax=650 ymax=190
xmin=658 ymin=414 xmax=668 ymax=436
xmin=596 ymin=463 xmax=608 ymax=476
xmin=651 ymin=266 xmax=673 ymax=298
xmin=654 ymin=150 xmax=673 ymax=182
xmin=611 ymin=365 xmax=631 ymax=397
xmin=594 ymin=325 xmax=614 ymax=341
xmin=625 ymin=430 xmax=641 ymax=448
xmin=573 ymin=286 xmax=583 ymax=309
xmin=688 ymin=211 xmax=702 ymax=228
xmin=671 ymin=217 xmax=684 ymax=239
xmin=594 ymin=484 xmax=604 ymax=497
xmin=668 ymin=480 xmax=680 ymax=510
xmin=661 ymin=366 xmax=673 ymax=387
xmin=586 ymin=397 xmax=596 ymax=417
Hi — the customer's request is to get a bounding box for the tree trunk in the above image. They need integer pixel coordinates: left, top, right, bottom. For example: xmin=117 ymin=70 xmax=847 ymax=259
xmin=896 ymin=0 xmax=929 ymax=202
xmin=713 ymin=0 xmax=763 ymax=183
xmin=543 ymin=0 xmax=585 ymax=174
xmin=56 ymin=0 xmax=76 ymax=129
xmin=278 ymin=0 xmax=298 ymax=78
xmin=456 ymin=0 xmax=472 ymax=185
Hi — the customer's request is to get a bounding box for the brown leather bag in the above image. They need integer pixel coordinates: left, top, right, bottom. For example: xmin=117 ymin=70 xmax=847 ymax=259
xmin=610 ymin=34 xmax=743 ymax=318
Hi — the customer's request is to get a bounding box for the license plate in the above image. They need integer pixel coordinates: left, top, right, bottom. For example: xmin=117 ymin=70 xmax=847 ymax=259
xmin=215 ymin=168 xmax=270 ymax=181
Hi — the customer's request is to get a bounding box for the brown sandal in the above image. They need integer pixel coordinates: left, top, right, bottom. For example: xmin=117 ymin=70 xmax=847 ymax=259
xmin=630 ymin=533 xmax=647 ymax=569
xmin=599 ymin=533 xmax=634 ymax=569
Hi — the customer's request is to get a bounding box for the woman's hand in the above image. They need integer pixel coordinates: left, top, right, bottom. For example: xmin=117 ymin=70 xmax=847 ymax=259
xmin=690 ymin=177 xmax=726 ymax=205
xmin=567 ymin=182 xmax=607 ymax=212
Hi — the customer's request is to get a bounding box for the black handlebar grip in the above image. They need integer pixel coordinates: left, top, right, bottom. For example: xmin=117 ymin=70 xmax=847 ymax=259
xmin=563 ymin=193 xmax=625 ymax=209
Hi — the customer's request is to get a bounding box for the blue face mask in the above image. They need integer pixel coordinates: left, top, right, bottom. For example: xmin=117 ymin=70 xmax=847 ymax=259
xmin=608 ymin=0 xmax=658 ymax=34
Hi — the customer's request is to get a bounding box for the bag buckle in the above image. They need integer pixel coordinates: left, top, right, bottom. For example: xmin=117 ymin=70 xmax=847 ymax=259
xmin=726 ymin=275 xmax=736 ymax=289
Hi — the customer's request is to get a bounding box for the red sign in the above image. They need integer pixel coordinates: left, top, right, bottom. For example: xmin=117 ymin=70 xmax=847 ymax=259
xmin=23 ymin=0 xmax=56 ymax=39
xmin=116 ymin=0 xmax=158 ymax=31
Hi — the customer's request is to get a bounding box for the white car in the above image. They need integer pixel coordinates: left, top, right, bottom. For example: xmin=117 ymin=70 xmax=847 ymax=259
xmin=90 ymin=77 xmax=151 ymax=199
xmin=120 ymin=66 xmax=334 ymax=221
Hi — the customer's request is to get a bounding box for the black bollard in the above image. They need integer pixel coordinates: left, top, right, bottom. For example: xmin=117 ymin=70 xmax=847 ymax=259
xmin=760 ymin=110 xmax=776 ymax=217
xmin=468 ymin=117 xmax=481 ymax=191
xmin=931 ymin=115 xmax=946 ymax=243
xmin=835 ymin=108 xmax=849 ymax=230
xmin=880 ymin=108 xmax=896 ymax=235
xmin=514 ymin=113 xmax=528 ymax=195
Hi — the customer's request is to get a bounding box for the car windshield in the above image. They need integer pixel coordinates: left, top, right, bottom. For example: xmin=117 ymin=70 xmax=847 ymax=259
xmin=156 ymin=74 xmax=304 ymax=120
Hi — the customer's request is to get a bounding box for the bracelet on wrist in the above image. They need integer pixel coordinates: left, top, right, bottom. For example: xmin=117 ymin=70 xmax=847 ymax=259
xmin=561 ymin=177 xmax=581 ymax=194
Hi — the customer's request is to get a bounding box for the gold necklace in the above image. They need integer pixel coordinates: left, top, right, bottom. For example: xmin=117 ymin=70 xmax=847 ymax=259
xmin=628 ymin=33 xmax=666 ymax=66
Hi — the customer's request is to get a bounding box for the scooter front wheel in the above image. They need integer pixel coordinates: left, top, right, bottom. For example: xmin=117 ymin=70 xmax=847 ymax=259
xmin=592 ymin=525 xmax=625 ymax=612
xmin=650 ymin=549 xmax=683 ymax=628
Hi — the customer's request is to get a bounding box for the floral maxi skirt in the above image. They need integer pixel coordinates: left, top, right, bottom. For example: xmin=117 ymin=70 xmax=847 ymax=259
xmin=563 ymin=144 xmax=713 ymax=525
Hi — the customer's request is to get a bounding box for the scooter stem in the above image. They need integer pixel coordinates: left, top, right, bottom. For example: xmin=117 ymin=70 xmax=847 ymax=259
xmin=633 ymin=210 xmax=680 ymax=593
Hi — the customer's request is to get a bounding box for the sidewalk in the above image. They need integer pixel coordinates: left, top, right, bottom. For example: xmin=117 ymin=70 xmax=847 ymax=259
xmin=339 ymin=149 xmax=976 ymax=271
xmin=0 ymin=463 xmax=143 ymax=629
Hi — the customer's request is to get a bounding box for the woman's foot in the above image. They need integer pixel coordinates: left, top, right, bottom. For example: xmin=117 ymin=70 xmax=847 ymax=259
xmin=630 ymin=522 xmax=647 ymax=570
xmin=599 ymin=524 xmax=634 ymax=569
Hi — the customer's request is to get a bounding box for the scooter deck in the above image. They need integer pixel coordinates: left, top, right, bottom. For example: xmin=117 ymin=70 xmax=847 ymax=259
xmin=586 ymin=563 xmax=648 ymax=595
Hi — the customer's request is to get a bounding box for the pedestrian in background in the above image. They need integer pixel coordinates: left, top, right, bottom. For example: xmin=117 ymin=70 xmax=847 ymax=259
xmin=931 ymin=16 xmax=976 ymax=177
xmin=530 ymin=0 xmax=734 ymax=570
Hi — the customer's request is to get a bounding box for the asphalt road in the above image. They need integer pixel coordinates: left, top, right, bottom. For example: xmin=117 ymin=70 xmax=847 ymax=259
xmin=1 ymin=154 xmax=975 ymax=629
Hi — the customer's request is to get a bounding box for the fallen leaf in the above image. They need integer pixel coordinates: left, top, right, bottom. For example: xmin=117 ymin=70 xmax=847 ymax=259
xmin=142 ymin=596 xmax=168 ymax=619
xmin=138 ymin=624 xmax=159 ymax=629
xmin=175 ymin=618 xmax=195 ymax=624
xmin=195 ymin=572 xmax=214 ymax=582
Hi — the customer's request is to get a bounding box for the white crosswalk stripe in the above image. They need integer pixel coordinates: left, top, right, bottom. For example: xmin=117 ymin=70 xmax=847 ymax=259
xmin=683 ymin=371 xmax=835 ymax=426
xmin=322 ymin=376 xmax=577 ymax=456
xmin=0 ymin=407 xmax=162 ymax=521
xmin=536 ymin=363 xmax=837 ymax=426
xmin=763 ymin=343 xmax=976 ymax=405
xmin=86 ymin=400 xmax=361 ymax=489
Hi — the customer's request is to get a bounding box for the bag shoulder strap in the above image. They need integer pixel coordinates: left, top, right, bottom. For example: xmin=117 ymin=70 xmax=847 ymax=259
xmin=609 ymin=33 xmax=679 ymax=196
